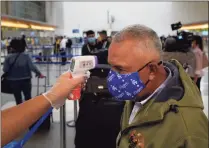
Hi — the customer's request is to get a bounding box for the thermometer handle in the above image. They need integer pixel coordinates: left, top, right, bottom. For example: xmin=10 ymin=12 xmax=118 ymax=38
xmin=68 ymin=73 xmax=82 ymax=100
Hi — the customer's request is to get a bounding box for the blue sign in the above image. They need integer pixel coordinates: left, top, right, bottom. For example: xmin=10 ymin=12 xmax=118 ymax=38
xmin=72 ymin=29 xmax=79 ymax=33
xmin=202 ymin=31 xmax=208 ymax=36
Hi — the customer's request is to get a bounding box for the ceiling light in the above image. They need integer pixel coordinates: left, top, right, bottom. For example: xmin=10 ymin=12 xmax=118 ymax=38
xmin=30 ymin=25 xmax=55 ymax=31
xmin=180 ymin=24 xmax=208 ymax=30
xmin=1 ymin=21 xmax=29 ymax=28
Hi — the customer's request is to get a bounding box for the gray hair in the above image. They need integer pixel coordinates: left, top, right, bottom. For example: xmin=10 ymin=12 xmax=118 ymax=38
xmin=113 ymin=24 xmax=162 ymax=58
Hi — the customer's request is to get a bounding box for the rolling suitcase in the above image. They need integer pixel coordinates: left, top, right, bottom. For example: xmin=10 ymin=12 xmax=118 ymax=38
xmin=30 ymin=77 xmax=52 ymax=131
xmin=75 ymin=64 xmax=125 ymax=148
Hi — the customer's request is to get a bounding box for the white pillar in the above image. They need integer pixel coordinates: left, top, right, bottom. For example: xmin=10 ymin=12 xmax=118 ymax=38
xmin=45 ymin=1 xmax=52 ymax=24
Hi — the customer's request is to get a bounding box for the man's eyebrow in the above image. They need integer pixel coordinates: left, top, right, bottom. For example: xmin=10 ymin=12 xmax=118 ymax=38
xmin=111 ymin=64 xmax=125 ymax=70
xmin=113 ymin=65 xmax=123 ymax=69
xmin=108 ymin=61 xmax=126 ymax=69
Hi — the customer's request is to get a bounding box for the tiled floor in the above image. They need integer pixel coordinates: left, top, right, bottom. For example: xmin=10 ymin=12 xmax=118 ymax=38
xmin=1 ymin=63 xmax=208 ymax=148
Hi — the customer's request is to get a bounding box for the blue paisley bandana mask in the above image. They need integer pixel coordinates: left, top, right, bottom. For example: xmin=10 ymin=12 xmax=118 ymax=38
xmin=107 ymin=70 xmax=145 ymax=101
xmin=107 ymin=61 xmax=162 ymax=101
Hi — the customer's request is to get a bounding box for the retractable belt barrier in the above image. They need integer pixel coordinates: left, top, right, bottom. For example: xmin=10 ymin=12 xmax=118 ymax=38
xmin=27 ymin=44 xmax=82 ymax=49
xmin=32 ymin=54 xmax=80 ymax=59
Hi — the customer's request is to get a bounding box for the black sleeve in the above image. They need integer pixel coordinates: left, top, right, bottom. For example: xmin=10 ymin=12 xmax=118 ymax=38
xmin=82 ymin=45 xmax=88 ymax=55
xmin=95 ymin=50 xmax=108 ymax=64
xmin=27 ymin=55 xmax=41 ymax=76
xmin=106 ymin=41 xmax=111 ymax=49
xmin=68 ymin=39 xmax=72 ymax=47
xmin=96 ymin=42 xmax=103 ymax=49
xmin=23 ymin=39 xmax=27 ymax=48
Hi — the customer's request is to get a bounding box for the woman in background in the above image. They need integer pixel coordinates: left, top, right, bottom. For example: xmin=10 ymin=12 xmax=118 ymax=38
xmin=191 ymin=35 xmax=204 ymax=91
xmin=3 ymin=39 xmax=44 ymax=105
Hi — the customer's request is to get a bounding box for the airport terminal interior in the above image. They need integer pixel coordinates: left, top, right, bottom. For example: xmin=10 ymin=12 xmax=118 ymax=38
xmin=1 ymin=1 xmax=209 ymax=148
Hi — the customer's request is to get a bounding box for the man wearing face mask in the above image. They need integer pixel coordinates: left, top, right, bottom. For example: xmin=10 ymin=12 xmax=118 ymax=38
xmin=97 ymin=30 xmax=111 ymax=50
xmin=107 ymin=25 xmax=208 ymax=148
xmin=81 ymin=30 xmax=97 ymax=56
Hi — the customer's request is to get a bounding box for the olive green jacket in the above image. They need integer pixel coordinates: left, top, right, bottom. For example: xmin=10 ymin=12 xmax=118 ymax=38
xmin=117 ymin=60 xmax=208 ymax=148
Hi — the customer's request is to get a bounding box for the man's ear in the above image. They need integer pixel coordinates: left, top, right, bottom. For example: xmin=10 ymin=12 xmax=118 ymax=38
xmin=148 ymin=72 xmax=155 ymax=81
xmin=148 ymin=64 xmax=157 ymax=80
xmin=149 ymin=64 xmax=158 ymax=72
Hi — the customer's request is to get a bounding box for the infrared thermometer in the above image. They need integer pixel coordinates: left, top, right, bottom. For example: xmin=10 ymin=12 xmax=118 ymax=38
xmin=68 ymin=56 xmax=98 ymax=100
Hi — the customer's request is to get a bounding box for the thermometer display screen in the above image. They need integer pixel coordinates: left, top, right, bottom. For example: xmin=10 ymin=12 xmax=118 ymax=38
xmin=79 ymin=60 xmax=93 ymax=69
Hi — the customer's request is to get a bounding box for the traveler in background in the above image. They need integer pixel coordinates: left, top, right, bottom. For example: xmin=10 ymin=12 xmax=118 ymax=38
xmin=82 ymin=30 xmax=98 ymax=55
xmin=191 ymin=35 xmax=204 ymax=91
xmin=6 ymin=37 xmax=12 ymax=54
xmin=107 ymin=25 xmax=208 ymax=148
xmin=160 ymin=36 xmax=166 ymax=50
xmin=60 ymin=36 xmax=68 ymax=65
xmin=55 ymin=36 xmax=61 ymax=62
xmin=79 ymin=37 xmax=83 ymax=44
xmin=35 ymin=52 xmax=43 ymax=62
xmin=66 ymin=37 xmax=73 ymax=59
xmin=82 ymin=30 xmax=109 ymax=64
xmin=53 ymin=37 xmax=58 ymax=55
xmin=96 ymin=30 xmax=111 ymax=64
xmin=162 ymin=37 xmax=196 ymax=74
xmin=97 ymin=30 xmax=111 ymax=49
xmin=3 ymin=39 xmax=44 ymax=105
xmin=20 ymin=35 xmax=27 ymax=51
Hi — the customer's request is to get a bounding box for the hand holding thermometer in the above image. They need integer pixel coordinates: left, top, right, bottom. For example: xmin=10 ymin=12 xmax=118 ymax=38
xmin=68 ymin=56 xmax=98 ymax=100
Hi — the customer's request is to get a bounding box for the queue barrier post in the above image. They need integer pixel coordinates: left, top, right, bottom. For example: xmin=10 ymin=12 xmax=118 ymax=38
xmin=60 ymin=103 xmax=66 ymax=148
xmin=66 ymin=100 xmax=78 ymax=127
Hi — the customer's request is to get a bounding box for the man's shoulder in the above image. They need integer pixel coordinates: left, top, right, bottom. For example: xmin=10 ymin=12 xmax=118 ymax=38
xmin=165 ymin=106 xmax=208 ymax=138
xmin=178 ymin=107 xmax=208 ymax=129
xmin=160 ymin=109 xmax=208 ymax=147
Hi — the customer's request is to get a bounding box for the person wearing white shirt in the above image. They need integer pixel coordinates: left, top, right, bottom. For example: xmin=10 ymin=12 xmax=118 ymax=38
xmin=60 ymin=36 xmax=68 ymax=50
xmin=60 ymin=36 xmax=68 ymax=65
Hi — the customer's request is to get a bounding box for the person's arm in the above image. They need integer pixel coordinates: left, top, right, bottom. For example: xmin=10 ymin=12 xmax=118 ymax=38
xmin=3 ymin=56 xmax=9 ymax=73
xmin=24 ymin=39 xmax=28 ymax=49
xmin=194 ymin=51 xmax=202 ymax=82
xmin=1 ymin=95 xmax=51 ymax=146
xmin=69 ymin=39 xmax=72 ymax=47
xmin=1 ymin=72 xmax=86 ymax=147
xmin=27 ymin=54 xmax=42 ymax=76
xmin=82 ymin=45 xmax=88 ymax=55
xmin=106 ymin=41 xmax=111 ymax=49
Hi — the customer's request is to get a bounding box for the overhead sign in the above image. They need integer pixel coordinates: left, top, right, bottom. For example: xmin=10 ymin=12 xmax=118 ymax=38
xmin=72 ymin=29 xmax=79 ymax=33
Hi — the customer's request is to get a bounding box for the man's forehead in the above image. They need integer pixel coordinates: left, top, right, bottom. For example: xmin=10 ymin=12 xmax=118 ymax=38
xmin=108 ymin=40 xmax=148 ymax=68
xmin=109 ymin=40 xmax=144 ymax=58
xmin=109 ymin=40 xmax=140 ymax=56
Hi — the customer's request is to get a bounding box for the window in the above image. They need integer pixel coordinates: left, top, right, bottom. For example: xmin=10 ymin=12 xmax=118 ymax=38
xmin=9 ymin=1 xmax=46 ymax=22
